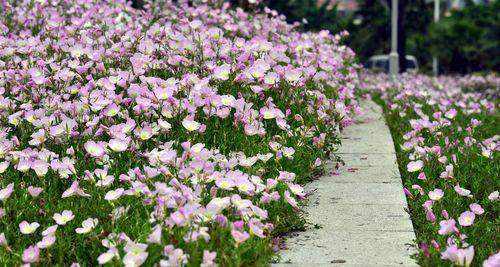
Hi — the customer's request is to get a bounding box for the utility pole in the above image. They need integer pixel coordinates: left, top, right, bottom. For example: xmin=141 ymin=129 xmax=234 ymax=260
xmin=389 ymin=0 xmax=399 ymax=78
xmin=432 ymin=0 xmax=440 ymax=76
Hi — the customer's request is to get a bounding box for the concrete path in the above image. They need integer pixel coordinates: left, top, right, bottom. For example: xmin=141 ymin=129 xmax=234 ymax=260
xmin=275 ymin=100 xmax=417 ymax=267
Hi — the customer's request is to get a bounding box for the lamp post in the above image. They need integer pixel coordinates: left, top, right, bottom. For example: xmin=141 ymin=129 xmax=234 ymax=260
xmin=389 ymin=0 xmax=399 ymax=78
xmin=432 ymin=0 xmax=440 ymax=76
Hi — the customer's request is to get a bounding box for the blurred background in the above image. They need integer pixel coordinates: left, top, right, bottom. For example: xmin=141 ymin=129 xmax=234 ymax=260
xmin=230 ymin=0 xmax=499 ymax=75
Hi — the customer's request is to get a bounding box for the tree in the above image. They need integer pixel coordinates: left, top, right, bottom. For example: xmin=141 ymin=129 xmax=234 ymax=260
xmin=347 ymin=0 xmax=432 ymax=72
xmin=429 ymin=0 xmax=500 ymax=73
xmin=131 ymin=0 xmax=145 ymax=9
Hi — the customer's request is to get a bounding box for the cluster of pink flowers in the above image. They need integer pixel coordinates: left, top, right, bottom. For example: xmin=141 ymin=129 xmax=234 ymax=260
xmin=0 ymin=0 xmax=358 ymax=265
xmin=361 ymin=72 xmax=499 ymax=266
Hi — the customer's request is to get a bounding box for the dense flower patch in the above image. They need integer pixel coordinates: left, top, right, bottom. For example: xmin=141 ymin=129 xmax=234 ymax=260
xmin=0 ymin=0 xmax=359 ymax=265
xmin=362 ymin=73 xmax=499 ymax=267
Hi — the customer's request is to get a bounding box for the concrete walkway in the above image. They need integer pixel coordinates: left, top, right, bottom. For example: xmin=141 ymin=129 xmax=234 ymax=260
xmin=275 ymin=100 xmax=417 ymax=267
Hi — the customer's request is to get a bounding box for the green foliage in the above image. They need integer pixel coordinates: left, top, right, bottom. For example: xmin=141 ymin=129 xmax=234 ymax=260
xmin=266 ymin=0 xmax=349 ymax=33
xmin=345 ymin=0 xmax=391 ymax=63
xmin=429 ymin=1 xmax=500 ymax=74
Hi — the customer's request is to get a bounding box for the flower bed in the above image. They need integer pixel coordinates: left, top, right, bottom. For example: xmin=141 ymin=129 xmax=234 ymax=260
xmin=362 ymin=73 xmax=499 ymax=267
xmin=0 ymin=0 xmax=358 ymax=265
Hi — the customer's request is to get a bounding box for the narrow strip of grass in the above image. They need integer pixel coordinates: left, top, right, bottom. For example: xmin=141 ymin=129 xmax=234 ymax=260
xmin=373 ymin=93 xmax=499 ymax=266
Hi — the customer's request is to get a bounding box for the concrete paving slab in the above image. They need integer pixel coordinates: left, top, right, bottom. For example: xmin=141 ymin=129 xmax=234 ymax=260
xmin=334 ymin=153 xmax=399 ymax=168
xmin=324 ymin=165 xmax=401 ymax=184
xmin=305 ymin=203 xmax=414 ymax=232
xmin=311 ymin=182 xmax=408 ymax=205
xmin=274 ymin=100 xmax=417 ymax=267
xmin=280 ymin=230 xmax=416 ymax=265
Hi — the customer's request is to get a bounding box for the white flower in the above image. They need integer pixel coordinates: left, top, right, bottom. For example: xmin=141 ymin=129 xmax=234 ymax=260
xmin=76 ymin=218 xmax=98 ymax=234
xmin=19 ymin=221 xmax=40 ymax=234
xmin=53 ymin=210 xmax=75 ymax=225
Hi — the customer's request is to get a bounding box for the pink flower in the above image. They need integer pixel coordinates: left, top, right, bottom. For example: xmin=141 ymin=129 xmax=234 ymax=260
xmin=440 ymin=164 xmax=454 ymax=179
xmin=469 ymin=203 xmax=484 ymax=215
xmin=0 ymin=232 xmax=8 ymax=248
xmin=483 ymin=252 xmax=500 ymax=267
xmin=37 ymin=234 xmax=56 ymax=249
xmin=42 ymin=225 xmax=58 ymax=236
xmin=16 ymin=160 xmax=31 ymax=173
xmin=287 ymin=183 xmax=305 ymax=197
xmin=231 ymin=230 xmax=250 ymax=245
xmin=428 ymin=188 xmax=444 ymax=201
xmin=246 ymin=66 xmax=265 ymax=80
xmin=27 ymin=186 xmax=43 ymax=198
xmin=62 ymin=180 xmax=90 ymax=198
xmin=422 ymin=200 xmax=433 ymax=211
xmin=182 ymin=118 xmax=201 ymax=132
xmin=458 ymin=211 xmax=475 ymax=227
xmin=0 ymin=183 xmax=14 ymax=201
xmin=426 ymin=210 xmax=436 ymax=223
xmin=278 ymin=171 xmax=296 ymax=182
xmin=215 ymin=178 xmax=235 ymax=190
xmin=32 ymin=160 xmax=49 ymax=177
xmin=97 ymin=248 xmax=119 ymax=265
xmin=75 ymin=218 xmax=98 ymax=234
xmin=488 ymin=191 xmax=499 ymax=201
xmin=213 ymin=64 xmax=231 ymax=80
xmin=146 ymin=225 xmax=162 ymax=244
xmin=248 ymin=218 xmax=266 ymax=238
xmin=53 ymin=210 xmax=75 ymax=225
xmin=441 ymin=245 xmax=474 ymax=267
xmin=407 ymin=160 xmax=423 ymax=172
xmin=454 ymin=185 xmax=473 ymax=198
xmin=84 ymin=141 xmax=106 ymax=158
xmin=29 ymin=68 xmax=45 ymax=85
xmin=108 ymin=138 xmax=129 ymax=152
xmin=260 ymin=107 xmax=277 ymax=120
xmin=438 ymin=219 xmax=456 ymax=235
xmin=263 ymin=72 xmax=279 ymax=85
xmin=284 ymin=190 xmax=298 ymax=208
xmin=201 ymin=250 xmax=217 ymax=267
xmin=284 ymin=69 xmax=302 ymax=83
xmin=19 ymin=221 xmax=40 ymax=234
xmin=123 ymin=242 xmax=149 ymax=266
xmin=104 ymin=188 xmax=125 ymax=201
xmin=22 ymin=246 xmax=40 ymax=263
xmin=445 ymin=109 xmax=458 ymax=119
xmin=0 ymin=161 xmax=9 ymax=174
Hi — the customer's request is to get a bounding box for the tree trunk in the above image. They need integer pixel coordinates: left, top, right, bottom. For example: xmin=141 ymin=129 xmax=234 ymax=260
xmin=131 ymin=0 xmax=144 ymax=9
xmin=398 ymin=0 xmax=407 ymax=73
